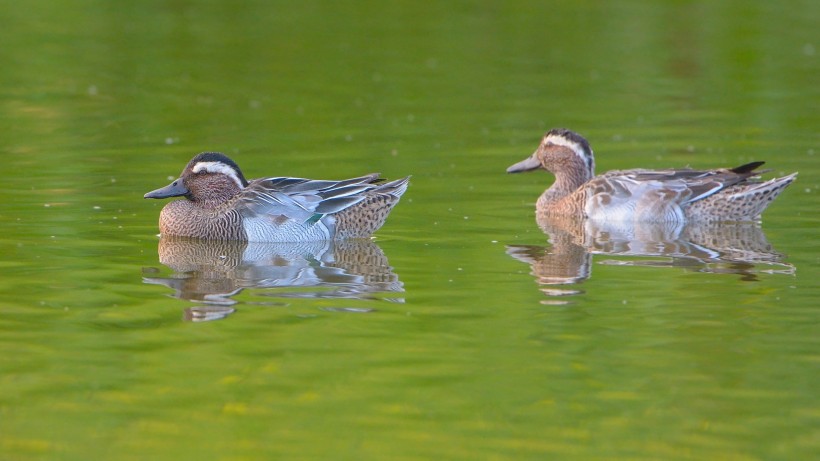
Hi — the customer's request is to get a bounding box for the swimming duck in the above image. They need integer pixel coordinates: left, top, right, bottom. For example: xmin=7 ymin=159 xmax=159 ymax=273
xmin=507 ymin=128 xmax=796 ymax=222
xmin=145 ymin=152 xmax=409 ymax=241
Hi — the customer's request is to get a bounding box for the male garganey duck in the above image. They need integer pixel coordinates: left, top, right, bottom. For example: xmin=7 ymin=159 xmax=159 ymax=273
xmin=145 ymin=152 xmax=409 ymax=242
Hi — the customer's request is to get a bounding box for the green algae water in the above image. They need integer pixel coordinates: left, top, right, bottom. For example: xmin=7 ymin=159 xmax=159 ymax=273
xmin=0 ymin=1 xmax=818 ymax=460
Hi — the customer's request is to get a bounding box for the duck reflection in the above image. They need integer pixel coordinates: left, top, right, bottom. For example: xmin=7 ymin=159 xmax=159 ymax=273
xmin=507 ymin=215 xmax=794 ymax=303
xmin=143 ymin=237 xmax=403 ymax=321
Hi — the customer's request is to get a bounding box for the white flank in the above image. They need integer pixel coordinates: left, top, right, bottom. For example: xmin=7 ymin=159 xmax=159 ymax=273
xmin=192 ymin=161 xmax=245 ymax=188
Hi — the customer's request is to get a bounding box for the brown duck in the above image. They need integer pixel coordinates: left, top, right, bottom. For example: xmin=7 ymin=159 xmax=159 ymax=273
xmin=508 ymin=128 xmax=796 ymax=222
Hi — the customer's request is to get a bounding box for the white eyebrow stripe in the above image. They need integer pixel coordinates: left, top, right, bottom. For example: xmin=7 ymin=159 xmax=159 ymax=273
xmin=192 ymin=161 xmax=245 ymax=189
xmin=545 ymin=134 xmax=594 ymax=171
xmin=545 ymin=135 xmax=586 ymax=157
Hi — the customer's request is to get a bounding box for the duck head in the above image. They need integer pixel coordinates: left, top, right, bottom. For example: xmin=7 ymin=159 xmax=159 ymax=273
xmin=507 ymin=128 xmax=595 ymax=179
xmin=144 ymin=152 xmax=250 ymax=204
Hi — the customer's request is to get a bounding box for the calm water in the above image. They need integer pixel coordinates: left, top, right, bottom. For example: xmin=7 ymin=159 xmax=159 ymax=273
xmin=1 ymin=1 xmax=818 ymax=460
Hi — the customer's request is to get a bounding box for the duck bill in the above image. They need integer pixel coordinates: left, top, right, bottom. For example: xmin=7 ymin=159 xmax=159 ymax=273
xmin=144 ymin=178 xmax=188 ymax=199
xmin=506 ymin=154 xmax=541 ymax=173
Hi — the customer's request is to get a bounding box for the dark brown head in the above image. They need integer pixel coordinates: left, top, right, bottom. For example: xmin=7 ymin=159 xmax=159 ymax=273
xmin=144 ymin=152 xmax=250 ymax=205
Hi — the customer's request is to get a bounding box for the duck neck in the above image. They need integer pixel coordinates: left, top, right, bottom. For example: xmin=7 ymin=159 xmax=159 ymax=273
xmin=538 ymin=162 xmax=593 ymax=206
xmin=197 ymin=199 xmax=223 ymax=210
xmin=191 ymin=195 xmax=236 ymax=211
xmin=191 ymin=187 xmax=241 ymax=210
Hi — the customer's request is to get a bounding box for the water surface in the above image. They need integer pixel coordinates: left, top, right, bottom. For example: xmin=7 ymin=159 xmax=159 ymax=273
xmin=1 ymin=1 xmax=818 ymax=460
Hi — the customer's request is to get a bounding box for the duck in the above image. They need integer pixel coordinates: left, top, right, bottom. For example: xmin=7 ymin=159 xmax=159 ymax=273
xmin=145 ymin=152 xmax=409 ymax=242
xmin=507 ymin=128 xmax=797 ymax=222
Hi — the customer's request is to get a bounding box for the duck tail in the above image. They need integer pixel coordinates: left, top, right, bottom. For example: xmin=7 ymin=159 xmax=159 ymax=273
xmin=731 ymin=161 xmax=768 ymax=176
xmin=332 ymin=176 xmax=410 ymax=239
xmin=726 ymin=173 xmax=798 ymax=220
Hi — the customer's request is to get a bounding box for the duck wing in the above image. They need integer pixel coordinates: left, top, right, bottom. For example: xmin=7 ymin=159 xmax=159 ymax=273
xmin=600 ymin=162 xmax=765 ymax=205
xmin=235 ymin=174 xmax=384 ymax=222
xmin=584 ymin=163 xmax=766 ymax=221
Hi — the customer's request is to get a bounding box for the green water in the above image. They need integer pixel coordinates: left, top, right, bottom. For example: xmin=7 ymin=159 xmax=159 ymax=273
xmin=1 ymin=1 xmax=818 ymax=460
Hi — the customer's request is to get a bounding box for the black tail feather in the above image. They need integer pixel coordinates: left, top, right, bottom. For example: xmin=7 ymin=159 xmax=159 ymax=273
xmin=731 ymin=161 xmax=766 ymax=174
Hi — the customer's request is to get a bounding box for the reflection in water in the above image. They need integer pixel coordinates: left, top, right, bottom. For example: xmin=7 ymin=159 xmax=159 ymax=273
xmin=507 ymin=215 xmax=794 ymax=304
xmin=143 ymin=237 xmax=403 ymax=321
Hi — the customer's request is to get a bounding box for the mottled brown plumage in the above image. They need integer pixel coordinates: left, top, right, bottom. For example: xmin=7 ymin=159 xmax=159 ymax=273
xmin=508 ymin=129 xmax=796 ymax=223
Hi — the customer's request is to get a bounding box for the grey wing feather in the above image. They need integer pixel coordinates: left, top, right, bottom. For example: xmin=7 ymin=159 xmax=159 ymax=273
xmin=314 ymin=196 xmax=367 ymax=214
xmin=237 ymin=174 xmax=386 ymax=221
xmin=263 ymin=174 xmax=381 ymax=193
xmin=614 ymin=168 xmax=754 ymax=205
